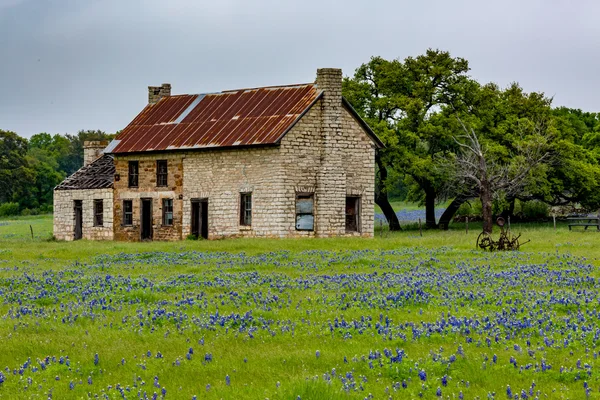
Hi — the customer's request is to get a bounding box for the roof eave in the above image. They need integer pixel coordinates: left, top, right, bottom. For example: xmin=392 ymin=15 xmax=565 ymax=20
xmin=342 ymin=97 xmax=385 ymax=149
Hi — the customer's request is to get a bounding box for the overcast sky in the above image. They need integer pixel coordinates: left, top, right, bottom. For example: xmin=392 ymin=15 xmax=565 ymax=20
xmin=1 ymin=0 xmax=599 ymax=138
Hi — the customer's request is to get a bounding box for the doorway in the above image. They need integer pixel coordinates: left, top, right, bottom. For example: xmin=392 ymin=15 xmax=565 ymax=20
xmin=74 ymin=200 xmax=83 ymax=240
xmin=191 ymin=199 xmax=208 ymax=239
xmin=141 ymin=198 xmax=153 ymax=240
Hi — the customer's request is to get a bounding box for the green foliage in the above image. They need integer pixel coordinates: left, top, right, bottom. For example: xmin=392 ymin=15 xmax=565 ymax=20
xmin=521 ymin=200 xmax=550 ymax=219
xmin=343 ymin=50 xmax=473 ymax=227
xmin=0 ymin=129 xmax=113 ymax=212
xmin=0 ymin=202 xmax=20 ymax=217
xmin=456 ymin=201 xmax=482 ymax=217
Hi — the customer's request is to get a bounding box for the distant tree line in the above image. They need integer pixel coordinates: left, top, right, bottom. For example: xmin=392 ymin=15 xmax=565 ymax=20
xmin=0 ymin=130 xmax=114 ymax=216
xmin=343 ymin=49 xmax=600 ymax=231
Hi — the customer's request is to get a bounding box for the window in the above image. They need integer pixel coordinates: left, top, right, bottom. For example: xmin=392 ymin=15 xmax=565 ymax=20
xmin=93 ymin=199 xmax=103 ymax=226
xmin=295 ymin=194 xmax=314 ymax=231
xmin=162 ymin=198 xmax=173 ymax=226
xmin=345 ymin=197 xmax=361 ymax=232
xmin=157 ymin=160 xmax=168 ymax=187
xmin=123 ymin=200 xmax=133 ymax=226
xmin=128 ymin=161 xmax=139 ymax=187
xmin=240 ymin=193 xmax=252 ymax=226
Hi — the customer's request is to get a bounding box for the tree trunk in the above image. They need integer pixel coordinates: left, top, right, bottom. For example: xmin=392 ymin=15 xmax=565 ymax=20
xmin=481 ymin=183 xmax=493 ymax=234
xmin=500 ymin=197 xmax=515 ymax=219
xmin=375 ymin=154 xmax=401 ymax=231
xmin=438 ymin=194 xmax=471 ymax=230
xmin=424 ymin=187 xmax=437 ymax=228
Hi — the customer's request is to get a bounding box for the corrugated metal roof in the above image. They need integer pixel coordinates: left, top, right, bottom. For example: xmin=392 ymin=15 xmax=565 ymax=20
xmin=55 ymin=155 xmax=115 ymax=191
xmin=111 ymin=84 xmax=323 ymax=153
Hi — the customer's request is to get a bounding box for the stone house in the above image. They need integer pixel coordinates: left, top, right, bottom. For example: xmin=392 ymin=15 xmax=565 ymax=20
xmin=53 ymin=68 xmax=383 ymax=241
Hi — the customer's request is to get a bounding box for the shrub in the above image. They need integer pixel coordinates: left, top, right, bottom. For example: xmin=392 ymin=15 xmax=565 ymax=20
xmin=21 ymin=208 xmax=31 ymax=216
xmin=456 ymin=200 xmax=482 ymax=217
xmin=39 ymin=204 xmax=53 ymax=214
xmin=0 ymin=202 xmax=20 ymax=217
xmin=521 ymin=200 xmax=549 ymax=220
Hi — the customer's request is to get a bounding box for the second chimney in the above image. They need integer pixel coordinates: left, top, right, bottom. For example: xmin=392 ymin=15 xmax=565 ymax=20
xmin=148 ymin=83 xmax=171 ymax=105
xmin=83 ymin=141 xmax=109 ymax=166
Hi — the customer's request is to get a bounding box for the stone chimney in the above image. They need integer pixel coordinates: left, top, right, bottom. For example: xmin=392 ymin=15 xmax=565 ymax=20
xmin=314 ymin=68 xmax=346 ymax=236
xmin=148 ymin=83 xmax=171 ymax=105
xmin=83 ymin=141 xmax=109 ymax=166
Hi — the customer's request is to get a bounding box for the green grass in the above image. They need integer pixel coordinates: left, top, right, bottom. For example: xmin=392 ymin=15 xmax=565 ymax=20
xmin=0 ymin=215 xmax=599 ymax=399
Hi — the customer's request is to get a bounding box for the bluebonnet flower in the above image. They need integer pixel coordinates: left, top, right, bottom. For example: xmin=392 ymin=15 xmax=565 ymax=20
xmin=316 ymin=350 xmax=320 ymax=359
xmin=88 ymin=376 xmax=92 ymax=385
xmin=507 ymin=385 xmax=512 ymax=398
xmin=436 ymin=387 xmax=442 ymax=397
xmin=225 ymin=375 xmax=230 ymax=386
xmin=94 ymin=353 xmax=99 ymax=366
xmin=441 ymin=375 xmax=448 ymax=386
xmin=418 ymin=370 xmax=426 ymax=381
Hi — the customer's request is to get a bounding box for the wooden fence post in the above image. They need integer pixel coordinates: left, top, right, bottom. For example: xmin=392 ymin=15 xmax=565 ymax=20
xmin=418 ymin=218 xmax=422 ymax=237
xmin=553 ymin=214 xmax=556 ymax=231
xmin=30 ymin=225 xmax=34 ymax=239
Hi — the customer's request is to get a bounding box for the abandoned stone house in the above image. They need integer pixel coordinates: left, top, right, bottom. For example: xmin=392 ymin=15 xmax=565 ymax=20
xmin=53 ymin=68 xmax=384 ymax=241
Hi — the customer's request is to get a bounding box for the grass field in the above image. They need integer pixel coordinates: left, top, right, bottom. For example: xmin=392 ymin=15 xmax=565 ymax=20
xmin=0 ymin=215 xmax=599 ymax=399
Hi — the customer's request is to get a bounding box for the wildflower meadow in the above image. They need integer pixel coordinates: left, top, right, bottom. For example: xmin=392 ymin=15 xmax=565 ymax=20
xmin=0 ymin=215 xmax=599 ymax=399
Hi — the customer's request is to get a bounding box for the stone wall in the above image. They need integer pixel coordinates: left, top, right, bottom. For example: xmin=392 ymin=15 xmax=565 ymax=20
xmin=113 ymin=156 xmax=184 ymax=241
xmin=53 ymin=189 xmax=113 ymax=240
xmin=279 ymin=98 xmax=377 ymax=237
xmin=182 ymin=146 xmax=285 ymax=239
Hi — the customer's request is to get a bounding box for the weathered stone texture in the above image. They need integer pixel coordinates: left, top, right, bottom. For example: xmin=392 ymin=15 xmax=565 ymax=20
xmin=53 ymin=189 xmax=113 ymax=240
xmin=113 ymin=156 xmax=183 ymax=241
xmin=83 ymin=141 xmax=108 ymax=166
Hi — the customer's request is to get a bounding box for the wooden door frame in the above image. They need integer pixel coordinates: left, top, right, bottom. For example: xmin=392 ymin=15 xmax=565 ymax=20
xmin=191 ymin=198 xmax=208 ymax=239
xmin=140 ymin=198 xmax=153 ymax=241
xmin=74 ymin=200 xmax=83 ymax=240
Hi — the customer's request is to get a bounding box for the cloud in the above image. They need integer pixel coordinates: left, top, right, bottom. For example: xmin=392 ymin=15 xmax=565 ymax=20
xmin=2 ymin=0 xmax=600 ymax=137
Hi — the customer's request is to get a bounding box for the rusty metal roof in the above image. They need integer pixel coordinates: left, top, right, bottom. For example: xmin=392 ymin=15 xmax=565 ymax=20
xmin=55 ymin=155 xmax=115 ymax=191
xmin=111 ymin=84 xmax=323 ymax=153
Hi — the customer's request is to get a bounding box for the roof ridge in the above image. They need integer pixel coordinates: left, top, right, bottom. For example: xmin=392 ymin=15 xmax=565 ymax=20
xmin=220 ymin=82 xmax=315 ymax=93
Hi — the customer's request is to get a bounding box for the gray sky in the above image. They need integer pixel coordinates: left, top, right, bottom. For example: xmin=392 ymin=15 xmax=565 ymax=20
xmin=1 ymin=0 xmax=599 ymax=138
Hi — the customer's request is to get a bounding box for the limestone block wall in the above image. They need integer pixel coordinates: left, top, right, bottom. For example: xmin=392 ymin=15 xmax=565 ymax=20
xmin=53 ymin=189 xmax=113 ymax=241
xmin=182 ymin=146 xmax=286 ymax=238
xmin=340 ymin=107 xmax=376 ymax=236
xmin=279 ymin=100 xmax=377 ymax=237
xmin=113 ymin=155 xmax=184 ymax=241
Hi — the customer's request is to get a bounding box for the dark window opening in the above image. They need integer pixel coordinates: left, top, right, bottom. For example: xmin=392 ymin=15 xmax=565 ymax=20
xmin=93 ymin=199 xmax=103 ymax=227
xmin=128 ymin=161 xmax=139 ymax=187
xmin=295 ymin=194 xmax=314 ymax=231
xmin=240 ymin=193 xmax=252 ymax=226
xmin=345 ymin=197 xmax=361 ymax=232
xmin=157 ymin=160 xmax=168 ymax=187
xmin=162 ymin=198 xmax=173 ymax=226
xmin=123 ymin=200 xmax=133 ymax=226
